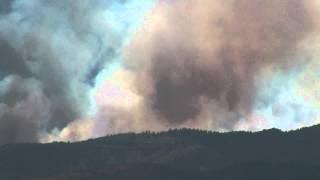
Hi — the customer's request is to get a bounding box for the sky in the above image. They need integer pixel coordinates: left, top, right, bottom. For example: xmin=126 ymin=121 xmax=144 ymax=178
xmin=0 ymin=0 xmax=320 ymax=143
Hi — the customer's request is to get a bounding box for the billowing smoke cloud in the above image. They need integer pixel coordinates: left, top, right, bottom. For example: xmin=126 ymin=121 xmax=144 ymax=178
xmin=0 ymin=75 xmax=50 ymax=143
xmin=1 ymin=0 xmax=320 ymax=143
xmin=0 ymin=0 xmax=155 ymax=144
xmin=112 ymin=0 xmax=319 ymax=131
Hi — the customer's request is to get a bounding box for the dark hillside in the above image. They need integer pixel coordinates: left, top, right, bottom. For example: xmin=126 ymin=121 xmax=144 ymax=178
xmin=0 ymin=125 xmax=320 ymax=180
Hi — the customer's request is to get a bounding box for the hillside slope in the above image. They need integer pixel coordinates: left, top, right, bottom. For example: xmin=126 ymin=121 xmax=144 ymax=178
xmin=0 ymin=125 xmax=320 ymax=179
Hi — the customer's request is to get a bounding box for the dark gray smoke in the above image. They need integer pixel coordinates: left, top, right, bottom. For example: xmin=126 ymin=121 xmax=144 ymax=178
xmin=0 ymin=0 xmax=146 ymax=144
xmin=126 ymin=0 xmax=317 ymax=129
xmin=0 ymin=0 xmax=13 ymax=15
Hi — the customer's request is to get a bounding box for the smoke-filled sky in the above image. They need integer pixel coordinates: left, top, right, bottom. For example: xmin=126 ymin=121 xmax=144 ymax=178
xmin=0 ymin=0 xmax=320 ymax=144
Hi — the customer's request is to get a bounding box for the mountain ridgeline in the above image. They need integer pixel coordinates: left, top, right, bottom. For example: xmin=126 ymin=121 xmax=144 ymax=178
xmin=0 ymin=125 xmax=320 ymax=180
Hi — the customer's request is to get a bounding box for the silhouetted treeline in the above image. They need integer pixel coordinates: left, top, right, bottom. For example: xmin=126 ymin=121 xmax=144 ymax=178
xmin=0 ymin=125 xmax=320 ymax=180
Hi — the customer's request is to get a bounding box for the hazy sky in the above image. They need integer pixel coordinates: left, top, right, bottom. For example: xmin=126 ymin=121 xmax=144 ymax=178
xmin=0 ymin=0 xmax=320 ymax=143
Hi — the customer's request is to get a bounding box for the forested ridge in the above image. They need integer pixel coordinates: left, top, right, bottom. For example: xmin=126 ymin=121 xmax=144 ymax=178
xmin=0 ymin=125 xmax=320 ymax=180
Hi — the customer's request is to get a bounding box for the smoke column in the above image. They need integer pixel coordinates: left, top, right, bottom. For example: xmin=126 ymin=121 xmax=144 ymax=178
xmin=0 ymin=0 xmax=320 ymax=143
xmin=95 ymin=0 xmax=320 ymax=134
xmin=0 ymin=0 xmax=156 ymax=144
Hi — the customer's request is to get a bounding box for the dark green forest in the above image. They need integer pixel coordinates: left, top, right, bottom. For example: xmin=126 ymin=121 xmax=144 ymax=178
xmin=0 ymin=125 xmax=320 ymax=180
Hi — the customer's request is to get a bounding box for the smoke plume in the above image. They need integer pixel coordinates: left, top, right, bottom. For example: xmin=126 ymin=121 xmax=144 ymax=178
xmin=0 ymin=0 xmax=155 ymax=144
xmin=1 ymin=0 xmax=320 ymax=143
xmin=119 ymin=0 xmax=319 ymax=131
